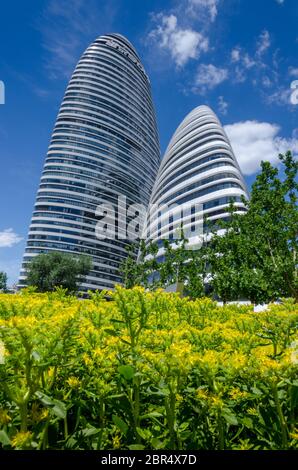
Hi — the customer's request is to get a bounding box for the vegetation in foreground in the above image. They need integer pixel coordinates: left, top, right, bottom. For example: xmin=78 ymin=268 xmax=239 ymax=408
xmin=0 ymin=287 xmax=297 ymax=450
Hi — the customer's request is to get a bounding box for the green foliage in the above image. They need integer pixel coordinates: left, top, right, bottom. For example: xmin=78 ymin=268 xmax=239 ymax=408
xmin=25 ymin=251 xmax=92 ymax=293
xmin=209 ymin=151 xmax=298 ymax=303
xmin=120 ymin=234 xmax=207 ymax=299
xmin=0 ymin=288 xmax=297 ymax=450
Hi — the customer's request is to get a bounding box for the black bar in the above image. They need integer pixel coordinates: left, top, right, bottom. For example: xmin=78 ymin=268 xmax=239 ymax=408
xmin=0 ymin=450 xmax=296 ymax=467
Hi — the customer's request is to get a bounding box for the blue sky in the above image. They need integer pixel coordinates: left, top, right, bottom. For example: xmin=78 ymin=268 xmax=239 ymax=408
xmin=0 ymin=0 xmax=297 ymax=285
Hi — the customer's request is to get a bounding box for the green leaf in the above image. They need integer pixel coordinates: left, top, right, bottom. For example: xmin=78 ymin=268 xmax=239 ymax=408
xmin=104 ymin=329 xmax=119 ymax=337
xmin=118 ymin=365 xmax=135 ymax=380
xmin=112 ymin=415 xmax=129 ymax=434
xmin=136 ymin=427 xmax=150 ymax=440
xmin=150 ymin=437 xmax=164 ymax=449
xmin=128 ymin=444 xmax=145 ymax=450
xmin=252 ymin=386 xmax=262 ymax=396
xmin=140 ymin=411 xmax=163 ymax=421
xmin=31 ymin=351 xmax=41 ymax=361
xmin=35 ymin=391 xmax=54 ymax=406
xmin=242 ymin=417 xmax=253 ymax=429
xmin=52 ymin=401 xmax=67 ymax=419
xmin=82 ymin=426 xmax=101 ymax=437
xmin=0 ymin=430 xmax=10 ymax=446
xmin=222 ymin=408 xmax=238 ymax=426
xmin=36 ymin=391 xmax=66 ymax=419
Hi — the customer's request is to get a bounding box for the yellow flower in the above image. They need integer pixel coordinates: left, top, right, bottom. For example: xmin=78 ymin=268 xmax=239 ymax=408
xmin=229 ymin=388 xmax=249 ymax=401
xmin=176 ymin=393 xmax=183 ymax=403
xmin=112 ymin=433 xmax=121 ymax=449
xmin=82 ymin=353 xmax=93 ymax=367
xmin=0 ymin=409 xmax=11 ymax=425
xmin=47 ymin=367 xmax=55 ymax=378
xmin=196 ymin=389 xmax=209 ymax=401
xmin=66 ymin=376 xmax=81 ymax=389
xmin=0 ymin=340 xmax=5 ymax=364
xmin=11 ymin=431 xmax=33 ymax=449
xmin=31 ymin=403 xmax=49 ymax=423
xmin=40 ymin=408 xmax=49 ymax=421
xmin=210 ymin=395 xmax=223 ymax=408
xmin=290 ymin=341 xmax=298 ymax=365
xmin=289 ymin=429 xmax=298 ymax=440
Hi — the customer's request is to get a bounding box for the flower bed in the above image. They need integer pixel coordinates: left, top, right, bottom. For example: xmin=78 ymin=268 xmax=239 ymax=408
xmin=0 ymin=287 xmax=297 ymax=449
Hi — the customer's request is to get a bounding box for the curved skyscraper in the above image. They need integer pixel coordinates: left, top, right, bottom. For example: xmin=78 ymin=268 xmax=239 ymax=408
xmin=19 ymin=34 xmax=160 ymax=291
xmin=145 ymin=105 xmax=248 ymax=246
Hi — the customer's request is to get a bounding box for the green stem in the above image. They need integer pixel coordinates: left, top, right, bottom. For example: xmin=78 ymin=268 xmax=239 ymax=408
xmin=217 ymin=411 xmax=225 ymax=450
xmin=272 ymin=383 xmax=288 ymax=449
xmin=97 ymin=397 xmax=105 ymax=450
xmin=38 ymin=420 xmax=49 ymax=450
xmin=19 ymin=402 xmax=28 ymax=432
xmin=64 ymin=416 xmax=68 ymax=440
xmin=165 ymin=388 xmax=177 ymax=449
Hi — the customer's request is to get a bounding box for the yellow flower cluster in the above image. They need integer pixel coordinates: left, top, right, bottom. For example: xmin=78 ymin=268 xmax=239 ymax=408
xmin=0 ymin=287 xmax=297 ymax=450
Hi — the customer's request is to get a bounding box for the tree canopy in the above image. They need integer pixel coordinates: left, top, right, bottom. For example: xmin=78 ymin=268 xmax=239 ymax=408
xmin=25 ymin=251 xmax=92 ymax=293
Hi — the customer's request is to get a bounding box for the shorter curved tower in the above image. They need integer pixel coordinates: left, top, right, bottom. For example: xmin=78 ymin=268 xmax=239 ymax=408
xmin=145 ymin=105 xmax=248 ymax=246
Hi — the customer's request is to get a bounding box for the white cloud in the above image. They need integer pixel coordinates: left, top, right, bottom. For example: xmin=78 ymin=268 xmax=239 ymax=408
xmin=289 ymin=67 xmax=298 ymax=77
xmin=218 ymin=96 xmax=228 ymax=115
xmin=243 ymin=53 xmax=256 ymax=69
xmin=149 ymin=14 xmax=209 ymax=67
xmin=256 ymin=30 xmax=271 ymax=57
xmin=193 ymin=64 xmax=228 ymax=93
xmin=229 ymin=47 xmax=256 ymax=83
xmin=231 ymin=47 xmax=241 ymax=63
xmin=262 ymin=76 xmax=273 ymax=87
xmin=266 ymin=87 xmax=292 ymax=105
xmin=229 ymin=30 xmax=272 ymax=87
xmin=234 ymin=66 xmax=246 ymax=83
xmin=187 ymin=0 xmax=219 ymax=22
xmin=224 ymin=121 xmax=298 ymax=175
xmin=0 ymin=229 xmax=23 ymax=248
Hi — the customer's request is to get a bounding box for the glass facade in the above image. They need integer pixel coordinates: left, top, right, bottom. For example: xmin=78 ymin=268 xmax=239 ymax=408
xmin=19 ymin=34 xmax=160 ymax=291
xmin=146 ymin=105 xmax=249 ymax=244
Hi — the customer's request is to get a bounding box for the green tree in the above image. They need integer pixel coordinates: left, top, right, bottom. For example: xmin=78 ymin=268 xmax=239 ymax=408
xmin=0 ymin=271 xmax=7 ymax=292
xmin=241 ymin=151 xmax=298 ymax=302
xmin=119 ymin=242 xmax=141 ymax=289
xmin=25 ymin=251 xmax=92 ymax=293
xmin=120 ymin=230 xmax=207 ymax=299
xmin=209 ymin=151 xmax=298 ymax=303
xmin=120 ymin=240 xmax=160 ymax=289
xmin=207 ymin=213 xmax=244 ymax=303
xmin=159 ymin=230 xmax=206 ymax=298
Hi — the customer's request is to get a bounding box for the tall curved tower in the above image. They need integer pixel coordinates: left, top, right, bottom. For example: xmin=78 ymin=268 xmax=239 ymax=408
xmin=145 ymin=105 xmax=248 ymax=245
xmin=19 ymin=34 xmax=160 ymax=291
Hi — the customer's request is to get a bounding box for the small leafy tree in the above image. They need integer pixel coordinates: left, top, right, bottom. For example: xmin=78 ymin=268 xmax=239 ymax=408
xmin=119 ymin=242 xmax=141 ymax=289
xmin=120 ymin=240 xmax=160 ymax=289
xmin=25 ymin=251 xmax=92 ymax=293
xmin=120 ymin=232 xmax=207 ymax=298
xmin=207 ymin=213 xmax=244 ymax=303
xmin=0 ymin=271 xmax=7 ymax=292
